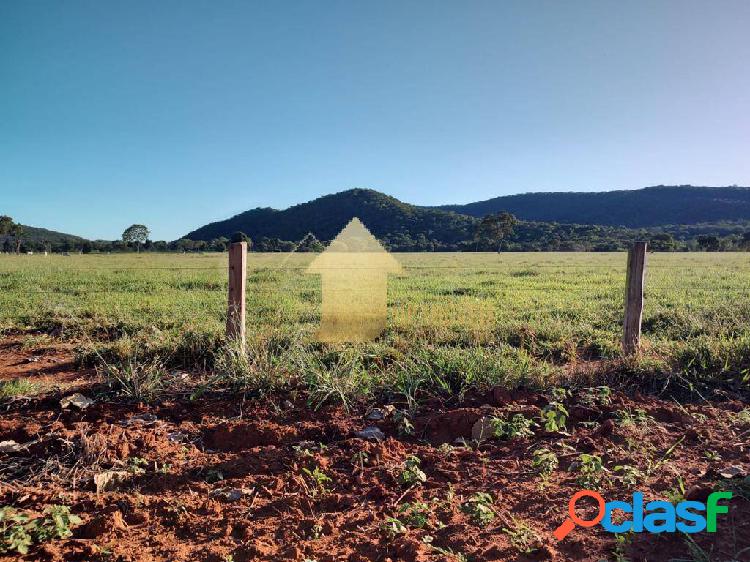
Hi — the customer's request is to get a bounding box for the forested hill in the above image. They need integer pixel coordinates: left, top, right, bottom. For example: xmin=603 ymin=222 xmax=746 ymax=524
xmin=21 ymin=225 xmax=86 ymax=244
xmin=0 ymin=223 xmax=85 ymax=251
xmin=185 ymin=186 xmax=750 ymax=245
xmin=437 ymin=185 xmax=750 ymax=227
xmin=184 ymin=189 xmax=476 ymax=245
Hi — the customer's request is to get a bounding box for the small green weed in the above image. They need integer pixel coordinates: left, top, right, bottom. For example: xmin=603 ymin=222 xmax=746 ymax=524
xmin=616 ymin=408 xmax=652 ymax=427
xmin=540 ymin=401 xmax=568 ymax=432
xmin=399 ymin=456 xmax=427 ymax=486
xmin=381 ymin=517 xmax=407 ymax=538
xmin=394 ymin=410 xmax=415 ymax=436
xmin=573 ymin=453 xmax=606 ymax=489
xmin=350 ymin=451 xmax=369 ymax=473
xmin=502 ymin=516 xmax=541 ymax=554
xmin=703 ymin=450 xmax=721 ymax=462
xmin=580 ymin=386 xmax=612 ymax=407
xmin=422 ymin=536 xmax=469 ymax=562
xmin=127 ymin=456 xmax=149 ymax=474
xmin=0 ymin=505 xmax=81 ymax=555
xmin=665 ymin=477 xmax=687 ymax=504
xmin=735 ymin=408 xmax=750 ymax=425
xmin=612 ymin=532 xmax=634 ymax=562
xmin=491 ymin=413 xmax=536 ymax=439
xmin=460 ymin=492 xmax=495 ymax=526
xmin=301 ymin=466 xmax=332 ymax=498
xmin=531 ymin=448 xmax=559 ymax=484
xmin=612 ymin=464 xmax=644 ymax=488
xmin=398 ymin=501 xmax=430 ymax=529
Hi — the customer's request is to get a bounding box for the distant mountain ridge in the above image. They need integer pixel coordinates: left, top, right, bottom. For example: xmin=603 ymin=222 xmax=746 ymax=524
xmin=184 ymin=189 xmax=475 ymax=245
xmin=436 ymin=185 xmax=750 ymax=227
xmin=0 ymin=223 xmax=85 ymax=245
xmin=184 ymin=185 xmax=750 ymax=246
xmin=10 ymin=185 xmax=750 ymax=253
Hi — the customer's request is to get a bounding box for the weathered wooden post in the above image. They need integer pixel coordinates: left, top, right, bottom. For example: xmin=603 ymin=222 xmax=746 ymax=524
xmin=623 ymin=241 xmax=647 ymax=355
xmin=226 ymin=241 xmax=247 ymax=350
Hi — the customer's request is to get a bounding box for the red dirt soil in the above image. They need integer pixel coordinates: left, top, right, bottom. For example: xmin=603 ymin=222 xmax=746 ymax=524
xmin=1 ymin=337 xmax=749 ymax=562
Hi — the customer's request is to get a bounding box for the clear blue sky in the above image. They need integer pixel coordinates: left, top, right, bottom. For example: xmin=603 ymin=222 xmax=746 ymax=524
xmin=2 ymin=1 xmax=749 ymax=240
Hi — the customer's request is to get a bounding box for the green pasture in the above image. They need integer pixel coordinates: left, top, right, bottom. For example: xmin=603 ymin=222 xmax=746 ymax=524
xmin=1 ymin=252 xmax=749 ymax=400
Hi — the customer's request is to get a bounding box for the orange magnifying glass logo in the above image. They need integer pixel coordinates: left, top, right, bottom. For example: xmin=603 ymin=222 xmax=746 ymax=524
xmin=553 ymin=490 xmax=606 ymax=541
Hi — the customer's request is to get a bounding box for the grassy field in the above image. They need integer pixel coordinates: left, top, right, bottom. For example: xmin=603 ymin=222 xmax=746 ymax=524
xmin=1 ymin=252 xmax=749 ymax=402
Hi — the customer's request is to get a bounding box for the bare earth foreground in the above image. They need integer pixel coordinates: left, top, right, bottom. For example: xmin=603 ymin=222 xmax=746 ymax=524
xmin=1 ymin=338 xmax=749 ymax=562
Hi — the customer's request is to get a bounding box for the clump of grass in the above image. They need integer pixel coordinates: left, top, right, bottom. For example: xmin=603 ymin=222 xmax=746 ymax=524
xmin=100 ymin=355 xmax=168 ymax=402
xmin=212 ymin=336 xmax=288 ymax=394
xmin=0 ymin=379 xmax=39 ymax=402
xmin=20 ymin=334 xmax=52 ymax=352
xmin=292 ymin=346 xmax=372 ymax=411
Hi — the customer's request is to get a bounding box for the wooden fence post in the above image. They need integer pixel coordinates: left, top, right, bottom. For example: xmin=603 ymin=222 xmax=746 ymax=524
xmin=623 ymin=241 xmax=647 ymax=355
xmin=226 ymin=241 xmax=247 ymax=350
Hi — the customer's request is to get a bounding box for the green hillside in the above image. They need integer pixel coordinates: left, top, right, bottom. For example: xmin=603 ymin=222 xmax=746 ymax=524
xmin=438 ymin=185 xmax=750 ymax=227
xmin=184 ymin=189 xmax=476 ymax=246
xmin=19 ymin=225 xmax=86 ymax=245
xmin=0 ymin=218 xmax=85 ymax=252
xmin=183 ymin=188 xmax=750 ymax=252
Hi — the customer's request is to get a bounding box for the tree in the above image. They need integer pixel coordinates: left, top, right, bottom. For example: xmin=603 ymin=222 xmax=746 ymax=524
xmin=0 ymin=216 xmax=23 ymax=254
xmin=230 ymin=232 xmax=253 ymax=249
xmin=697 ymin=235 xmax=722 ymax=252
xmin=122 ymin=224 xmax=150 ymax=253
xmin=209 ymin=237 xmax=230 ymax=252
xmin=10 ymin=223 xmax=24 ymax=254
xmin=650 ymin=232 xmax=676 ymax=251
xmin=475 ymin=212 xmax=518 ymax=252
xmin=297 ymin=233 xmax=324 ymax=252
xmin=0 ymin=216 xmax=13 ymax=236
xmin=175 ymin=238 xmax=195 ymax=252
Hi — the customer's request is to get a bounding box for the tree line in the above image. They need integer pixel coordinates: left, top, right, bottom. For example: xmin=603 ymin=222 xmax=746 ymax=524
xmin=3 ymin=215 xmax=750 ymax=254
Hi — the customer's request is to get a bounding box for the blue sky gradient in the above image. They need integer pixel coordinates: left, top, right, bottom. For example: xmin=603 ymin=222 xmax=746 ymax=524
xmin=2 ymin=0 xmax=749 ymax=240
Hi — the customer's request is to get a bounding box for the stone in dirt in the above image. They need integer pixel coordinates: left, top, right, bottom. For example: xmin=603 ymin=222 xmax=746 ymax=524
xmin=366 ymin=408 xmax=386 ymax=421
xmin=718 ymin=465 xmax=747 ymax=479
xmin=60 ymin=393 xmax=95 ymax=410
xmin=79 ymin=510 xmax=128 ymax=538
xmin=124 ymin=413 xmax=158 ymax=425
xmin=366 ymin=405 xmax=394 ymax=421
xmin=0 ymin=440 xmax=25 ymax=453
xmin=94 ymin=470 xmax=131 ymax=493
xmin=168 ymin=431 xmax=189 ymax=443
xmin=593 ymin=418 xmax=615 ymax=437
xmin=210 ymin=487 xmax=252 ymax=502
xmin=471 ymin=416 xmax=495 ymax=442
xmin=355 ymin=426 xmax=386 ymax=441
